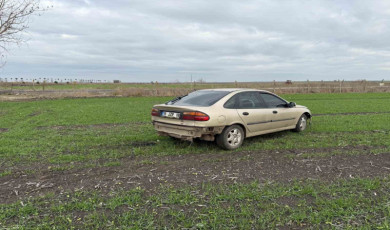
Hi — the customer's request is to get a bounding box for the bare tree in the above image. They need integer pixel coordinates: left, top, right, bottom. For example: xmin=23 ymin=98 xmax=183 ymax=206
xmin=0 ymin=0 xmax=48 ymax=65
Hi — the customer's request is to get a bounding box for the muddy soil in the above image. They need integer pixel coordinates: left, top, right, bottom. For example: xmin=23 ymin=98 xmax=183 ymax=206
xmin=0 ymin=128 xmax=8 ymax=133
xmin=1 ymin=145 xmax=389 ymax=204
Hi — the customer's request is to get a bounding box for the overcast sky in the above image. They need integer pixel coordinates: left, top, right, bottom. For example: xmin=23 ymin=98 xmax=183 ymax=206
xmin=1 ymin=0 xmax=390 ymax=82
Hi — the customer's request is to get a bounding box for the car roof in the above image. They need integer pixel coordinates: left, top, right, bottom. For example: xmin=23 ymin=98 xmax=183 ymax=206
xmin=197 ymin=88 xmax=271 ymax=93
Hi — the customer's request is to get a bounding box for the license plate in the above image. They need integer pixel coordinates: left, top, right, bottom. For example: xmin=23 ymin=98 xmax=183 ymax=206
xmin=162 ymin=111 xmax=180 ymax=119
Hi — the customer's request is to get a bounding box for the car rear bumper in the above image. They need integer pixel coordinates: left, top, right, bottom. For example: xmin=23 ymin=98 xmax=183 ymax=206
xmin=153 ymin=121 xmax=224 ymax=141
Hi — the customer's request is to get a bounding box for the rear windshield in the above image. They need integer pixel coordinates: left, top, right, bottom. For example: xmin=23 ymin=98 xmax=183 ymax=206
xmin=168 ymin=90 xmax=231 ymax=107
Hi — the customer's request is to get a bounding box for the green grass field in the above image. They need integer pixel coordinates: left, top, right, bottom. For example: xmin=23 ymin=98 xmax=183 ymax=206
xmin=1 ymin=92 xmax=390 ymax=229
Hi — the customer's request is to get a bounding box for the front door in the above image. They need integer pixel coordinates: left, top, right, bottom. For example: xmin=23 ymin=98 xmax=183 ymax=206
xmin=233 ymin=92 xmax=273 ymax=133
xmin=260 ymin=93 xmax=296 ymax=129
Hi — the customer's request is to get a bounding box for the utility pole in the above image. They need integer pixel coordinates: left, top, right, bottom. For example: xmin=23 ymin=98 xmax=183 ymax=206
xmin=191 ymin=74 xmax=193 ymax=90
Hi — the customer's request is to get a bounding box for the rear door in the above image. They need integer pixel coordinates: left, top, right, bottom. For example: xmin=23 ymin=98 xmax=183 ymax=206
xmin=229 ymin=92 xmax=273 ymax=133
xmin=259 ymin=93 xmax=296 ymax=129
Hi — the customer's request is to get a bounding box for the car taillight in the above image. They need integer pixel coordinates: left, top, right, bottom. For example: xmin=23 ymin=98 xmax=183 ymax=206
xmin=182 ymin=111 xmax=210 ymax=121
xmin=151 ymin=108 xmax=160 ymax=116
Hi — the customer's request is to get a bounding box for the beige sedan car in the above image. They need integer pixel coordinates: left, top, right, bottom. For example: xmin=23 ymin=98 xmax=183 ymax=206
xmin=151 ymin=89 xmax=311 ymax=150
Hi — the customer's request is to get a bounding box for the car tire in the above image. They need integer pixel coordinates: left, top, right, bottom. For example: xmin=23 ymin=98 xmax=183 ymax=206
xmin=216 ymin=125 xmax=245 ymax=150
xmin=294 ymin=114 xmax=308 ymax=132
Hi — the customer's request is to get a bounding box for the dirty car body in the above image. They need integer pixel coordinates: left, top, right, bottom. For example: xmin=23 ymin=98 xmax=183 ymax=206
xmin=151 ymin=89 xmax=311 ymax=150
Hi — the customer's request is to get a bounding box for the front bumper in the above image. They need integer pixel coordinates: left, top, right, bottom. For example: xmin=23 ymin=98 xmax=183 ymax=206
xmin=153 ymin=121 xmax=224 ymax=141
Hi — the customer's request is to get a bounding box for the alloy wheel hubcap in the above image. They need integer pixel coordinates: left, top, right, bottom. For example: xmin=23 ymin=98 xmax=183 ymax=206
xmin=227 ymin=128 xmax=242 ymax=146
xmin=300 ymin=117 xmax=307 ymax=130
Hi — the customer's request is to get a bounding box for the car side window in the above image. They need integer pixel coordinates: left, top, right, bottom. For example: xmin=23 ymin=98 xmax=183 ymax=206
xmin=260 ymin=93 xmax=287 ymax=108
xmin=224 ymin=94 xmax=238 ymax=109
xmin=235 ymin=92 xmax=267 ymax=109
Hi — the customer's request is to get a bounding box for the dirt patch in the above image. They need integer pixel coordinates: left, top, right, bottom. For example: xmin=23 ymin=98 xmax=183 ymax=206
xmin=0 ymin=95 xmax=37 ymax=102
xmin=0 ymin=128 xmax=9 ymax=133
xmin=313 ymin=111 xmax=390 ymax=116
xmin=1 ymin=145 xmax=389 ymax=204
xmin=130 ymin=141 xmax=157 ymax=147
xmin=28 ymin=111 xmax=41 ymax=117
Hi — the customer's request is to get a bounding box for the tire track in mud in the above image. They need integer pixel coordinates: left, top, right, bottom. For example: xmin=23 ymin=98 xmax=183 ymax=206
xmin=1 ymin=145 xmax=389 ymax=204
xmin=0 ymin=128 xmax=9 ymax=133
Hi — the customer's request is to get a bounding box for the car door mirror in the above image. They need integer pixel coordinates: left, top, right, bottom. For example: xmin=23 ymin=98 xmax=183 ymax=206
xmin=288 ymin=102 xmax=296 ymax=108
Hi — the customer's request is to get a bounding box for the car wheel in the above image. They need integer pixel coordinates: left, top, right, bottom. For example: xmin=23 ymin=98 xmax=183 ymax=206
xmin=294 ymin=114 xmax=308 ymax=132
xmin=216 ymin=125 xmax=244 ymax=150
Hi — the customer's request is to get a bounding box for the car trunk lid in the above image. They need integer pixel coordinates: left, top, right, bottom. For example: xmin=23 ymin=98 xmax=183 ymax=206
xmin=152 ymin=105 xmax=199 ymax=126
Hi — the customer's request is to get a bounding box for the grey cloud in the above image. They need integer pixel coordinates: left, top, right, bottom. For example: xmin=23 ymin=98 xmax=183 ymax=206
xmin=1 ymin=0 xmax=390 ymax=82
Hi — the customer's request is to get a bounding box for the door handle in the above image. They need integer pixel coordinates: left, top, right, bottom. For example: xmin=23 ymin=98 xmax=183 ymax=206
xmin=273 ymin=110 xmax=278 ymax=114
xmin=243 ymin=112 xmax=249 ymax=116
